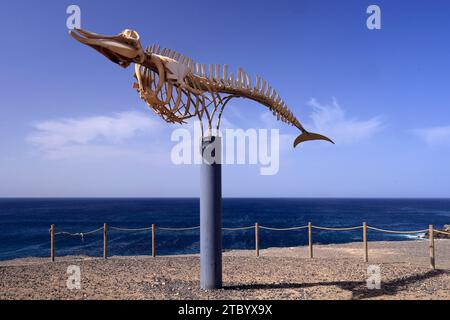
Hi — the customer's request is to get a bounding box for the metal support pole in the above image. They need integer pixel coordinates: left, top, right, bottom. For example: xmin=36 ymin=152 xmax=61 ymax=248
xmin=200 ymin=136 xmax=222 ymax=290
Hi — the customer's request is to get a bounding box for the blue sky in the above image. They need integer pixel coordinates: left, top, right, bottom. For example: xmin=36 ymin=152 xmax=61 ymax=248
xmin=0 ymin=0 xmax=450 ymax=197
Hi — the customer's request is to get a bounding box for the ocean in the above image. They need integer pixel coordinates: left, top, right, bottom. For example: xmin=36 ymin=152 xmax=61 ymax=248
xmin=0 ymin=198 xmax=449 ymax=261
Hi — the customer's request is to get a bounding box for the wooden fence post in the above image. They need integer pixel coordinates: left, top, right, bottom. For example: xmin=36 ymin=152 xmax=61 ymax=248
xmin=255 ymin=223 xmax=259 ymax=257
xmin=50 ymin=224 xmax=55 ymax=262
xmin=308 ymin=222 xmax=313 ymax=259
xmin=363 ymin=222 xmax=368 ymax=262
xmin=152 ymin=224 xmax=156 ymax=257
xmin=429 ymin=224 xmax=435 ymax=270
xmin=103 ymin=223 xmax=107 ymax=259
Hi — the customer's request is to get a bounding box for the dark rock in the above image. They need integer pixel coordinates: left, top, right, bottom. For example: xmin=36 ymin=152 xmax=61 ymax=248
xmin=424 ymin=225 xmax=450 ymax=239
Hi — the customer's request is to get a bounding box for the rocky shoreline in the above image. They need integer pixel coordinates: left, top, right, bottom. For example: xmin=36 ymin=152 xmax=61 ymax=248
xmin=424 ymin=225 xmax=450 ymax=239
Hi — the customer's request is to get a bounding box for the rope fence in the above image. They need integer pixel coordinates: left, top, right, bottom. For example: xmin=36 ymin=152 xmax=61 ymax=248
xmin=259 ymin=226 xmax=309 ymax=231
xmin=157 ymin=226 xmax=201 ymax=231
xmin=48 ymin=222 xmax=445 ymax=269
xmin=222 ymin=226 xmax=255 ymax=231
xmin=366 ymin=226 xmax=428 ymax=234
xmin=312 ymin=225 xmax=363 ymax=231
xmin=109 ymin=226 xmax=153 ymax=232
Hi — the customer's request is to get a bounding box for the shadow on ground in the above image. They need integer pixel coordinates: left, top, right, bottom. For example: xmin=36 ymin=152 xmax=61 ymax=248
xmin=224 ymin=269 xmax=450 ymax=299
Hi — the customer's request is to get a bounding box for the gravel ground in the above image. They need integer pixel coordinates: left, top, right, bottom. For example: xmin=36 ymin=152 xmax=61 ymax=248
xmin=1 ymin=240 xmax=450 ymax=300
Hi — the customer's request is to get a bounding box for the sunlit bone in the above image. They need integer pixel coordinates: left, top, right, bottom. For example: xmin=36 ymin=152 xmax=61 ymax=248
xmin=70 ymin=28 xmax=334 ymax=146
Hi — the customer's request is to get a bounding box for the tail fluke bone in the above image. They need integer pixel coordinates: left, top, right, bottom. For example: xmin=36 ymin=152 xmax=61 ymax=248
xmin=294 ymin=132 xmax=335 ymax=148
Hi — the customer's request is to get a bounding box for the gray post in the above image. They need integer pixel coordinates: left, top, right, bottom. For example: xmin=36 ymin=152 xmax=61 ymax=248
xmin=200 ymin=136 xmax=222 ymax=289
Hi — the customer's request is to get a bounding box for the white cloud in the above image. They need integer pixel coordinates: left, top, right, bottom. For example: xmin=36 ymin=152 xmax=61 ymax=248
xmin=259 ymin=112 xmax=296 ymax=152
xmin=259 ymin=98 xmax=383 ymax=147
xmin=414 ymin=126 xmax=450 ymax=146
xmin=27 ymin=111 xmax=161 ymax=159
xmin=306 ymin=98 xmax=383 ymax=144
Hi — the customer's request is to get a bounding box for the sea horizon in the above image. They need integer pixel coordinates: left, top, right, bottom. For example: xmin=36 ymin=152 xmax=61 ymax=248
xmin=1 ymin=197 xmax=450 ymax=200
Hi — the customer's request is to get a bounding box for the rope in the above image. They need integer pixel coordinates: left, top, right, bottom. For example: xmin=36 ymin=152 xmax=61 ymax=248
xmin=222 ymin=226 xmax=255 ymax=231
xmin=259 ymin=225 xmax=308 ymax=231
xmin=54 ymin=227 xmax=103 ymax=237
xmin=49 ymin=224 xmax=438 ymax=237
xmin=110 ymin=226 xmax=152 ymax=232
xmin=157 ymin=226 xmax=200 ymax=231
xmin=367 ymin=226 xmax=428 ymax=234
xmin=312 ymin=226 xmax=363 ymax=231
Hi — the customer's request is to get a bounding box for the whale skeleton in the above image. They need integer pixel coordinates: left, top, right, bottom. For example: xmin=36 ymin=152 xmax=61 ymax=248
xmin=70 ymin=28 xmax=334 ymax=147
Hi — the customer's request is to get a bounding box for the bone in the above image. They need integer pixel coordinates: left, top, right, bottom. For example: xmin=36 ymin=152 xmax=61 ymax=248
xmin=209 ymin=64 xmax=214 ymax=81
xmin=245 ymin=74 xmax=251 ymax=89
xmin=266 ymin=85 xmax=272 ymax=97
xmin=194 ymin=63 xmax=200 ymax=75
xmin=201 ymin=64 xmax=206 ymax=77
xmin=215 ymin=65 xmax=221 ymax=81
xmin=223 ymin=65 xmax=228 ymax=82
xmin=242 ymin=71 xmax=248 ymax=88
xmin=241 ymin=70 xmax=247 ymax=88
xmin=118 ymin=35 xmax=304 ymax=130
xmin=255 ymin=76 xmax=261 ymax=91
xmin=229 ymin=73 xmax=235 ymax=87
xmin=236 ymin=69 xmax=242 ymax=87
